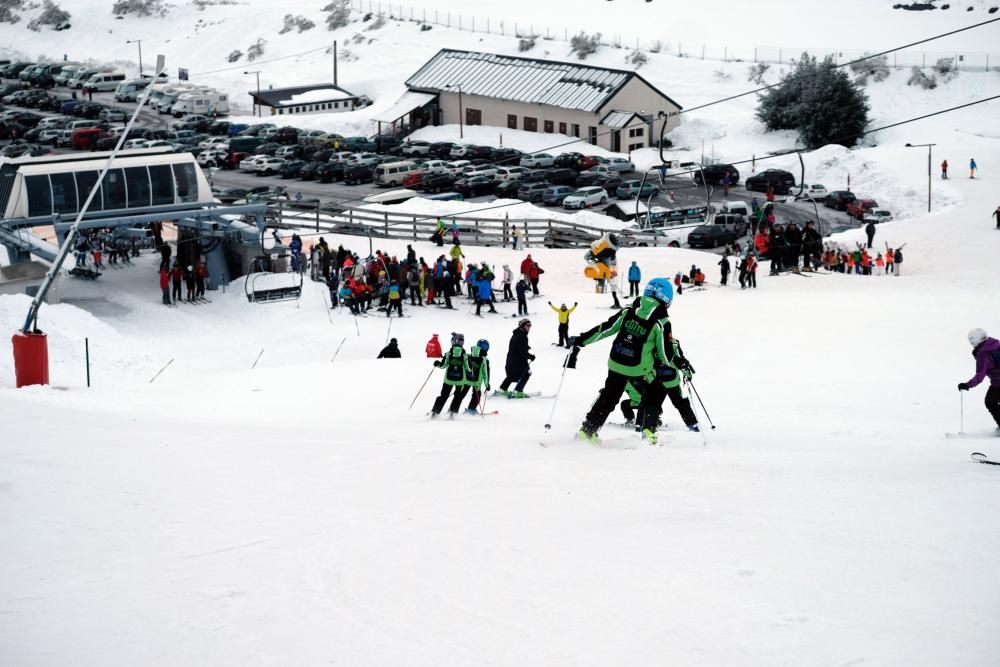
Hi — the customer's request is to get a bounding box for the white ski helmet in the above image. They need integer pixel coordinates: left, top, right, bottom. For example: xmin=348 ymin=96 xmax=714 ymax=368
xmin=968 ymin=328 xmax=988 ymax=347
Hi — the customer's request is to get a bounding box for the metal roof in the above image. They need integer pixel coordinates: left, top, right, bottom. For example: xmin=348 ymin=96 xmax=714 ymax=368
xmin=249 ymin=84 xmax=358 ymax=108
xmin=601 ymin=110 xmax=641 ymax=129
xmin=374 ymin=91 xmax=436 ymax=123
xmin=406 ymin=50 xmax=680 ymax=114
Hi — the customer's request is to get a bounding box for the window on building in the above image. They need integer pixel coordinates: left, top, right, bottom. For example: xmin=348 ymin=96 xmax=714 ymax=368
xmin=173 ymin=163 xmax=198 ymax=203
xmin=559 ymin=122 xmax=567 ymax=135
xmin=543 ymin=120 xmax=554 ymax=133
xmin=74 ymin=171 xmax=102 ymax=212
xmin=588 ymin=126 xmax=598 ymax=145
xmin=125 ymin=166 xmax=152 ymax=209
xmin=278 ymin=108 xmax=284 ymax=115
xmin=628 ymin=142 xmax=645 ymax=152
xmin=466 ymin=108 xmax=482 ymax=126
xmin=149 ymin=165 xmax=175 ymax=206
xmin=104 ymin=169 xmax=127 ymax=210
xmin=507 ymin=114 xmax=517 ymax=130
xmin=49 ymin=172 xmax=77 ymax=215
xmin=524 ymin=117 xmax=538 ymax=132
xmin=628 ymin=127 xmax=644 ymax=138
xmin=25 ymin=175 xmax=51 ymax=218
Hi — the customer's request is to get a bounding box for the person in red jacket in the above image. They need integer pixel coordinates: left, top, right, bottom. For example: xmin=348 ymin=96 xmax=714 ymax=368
xmin=754 ymin=229 xmax=769 ymax=256
xmin=425 ymin=334 xmax=443 ymax=358
xmin=527 ymin=260 xmax=543 ymax=296
xmin=519 ymin=254 xmax=533 ymax=282
xmin=170 ymin=262 xmax=183 ymax=304
xmin=195 ymin=261 xmax=208 ymax=298
xmin=159 ymin=268 xmax=171 ymax=305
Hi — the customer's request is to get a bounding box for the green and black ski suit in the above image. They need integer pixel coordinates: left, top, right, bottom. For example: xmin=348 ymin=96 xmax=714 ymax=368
xmin=465 ymin=346 xmax=491 ymax=413
xmin=431 ymin=344 xmax=471 ymax=415
xmin=574 ymin=295 xmax=672 ymax=433
xmin=632 ymin=338 xmax=699 ymax=432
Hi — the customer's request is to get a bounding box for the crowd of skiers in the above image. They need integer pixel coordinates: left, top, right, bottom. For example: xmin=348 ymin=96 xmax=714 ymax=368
xmin=157 ymin=260 xmax=209 ymax=305
xmin=72 ymin=231 xmax=140 ymax=273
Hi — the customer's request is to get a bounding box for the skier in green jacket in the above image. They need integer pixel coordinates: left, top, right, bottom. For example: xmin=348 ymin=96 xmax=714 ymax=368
xmin=430 ymin=333 xmax=471 ymax=418
xmin=634 ymin=337 xmax=700 ymax=443
xmin=464 ymin=339 xmax=492 ymax=415
xmin=568 ymin=278 xmax=675 ymax=442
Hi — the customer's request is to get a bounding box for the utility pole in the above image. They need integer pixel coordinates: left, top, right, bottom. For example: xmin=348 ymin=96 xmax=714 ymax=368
xmin=244 ymin=70 xmax=261 ymax=117
xmin=447 ymin=84 xmax=463 ymax=139
xmin=905 ymin=142 xmax=935 ymax=213
xmin=126 ymin=39 xmax=143 ymax=76
xmin=333 ymin=41 xmax=338 ymax=86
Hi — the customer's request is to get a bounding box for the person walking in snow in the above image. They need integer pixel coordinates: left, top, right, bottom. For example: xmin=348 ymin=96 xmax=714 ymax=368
xmin=941 ymin=159 xmax=949 ymax=180
xmin=567 ymin=278 xmax=674 ymax=443
xmin=184 ymin=265 xmax=197 ymax=302
xmin=159 ymin=267 xmax=171 ymax=306
xmin=718 ymin=254 xmax=731 ymax=286
xmin=387 ymin=280 xmax=403 ymax=317
xmin=957 ymin=328 xmax=1000 ymax=432
xmin=608 ymin=273 xmax=622 ymax=309
xmin=744 ymin=253 xmax=758 ymax=289
xmin=627 ymin=261 xmax=641 ymax=296
xmin=476 ymin=269 xmax=497 ymax=316
xmin=893 ymin=245 xmax=904 ymax=276
xmin=865 ymin=219 xmax=877 ymax=249
xmin=429 ymin=333 xmax=471 ymax=419
xmin=993 ymin=205 xmax=1000 ymax=230
xmin=636 ymin=336 xmax=701 ymax=439
xmin=451 ymin=220 xmax=460 ymax=245
xmin=969 ymin=158 xmax=978 ymax=179
xmin=170 ymin=262 xmax=183 ymax=304
xmin=549 ymin=301 xmax=578 ymax=348
xmin=497 ymin=319 xmax=535 ymax=398
xmin=464 ymin=339 xmax=492 ymax=415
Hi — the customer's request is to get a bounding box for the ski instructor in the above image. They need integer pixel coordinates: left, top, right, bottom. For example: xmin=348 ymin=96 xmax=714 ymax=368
xmin=958 ymin=328 xmax=1000 ymax=433
xmin=567 ymin=278 xmax=675 ymax=443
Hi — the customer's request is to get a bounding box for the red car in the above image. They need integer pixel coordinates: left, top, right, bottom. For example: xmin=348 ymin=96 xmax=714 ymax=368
xmin=846 ymin=198 xmax=878 ymax=220
xmin=578 ymin=155 xmax=600 ymax=170
xmin=402 ymin=172 xmax=424 ymax=188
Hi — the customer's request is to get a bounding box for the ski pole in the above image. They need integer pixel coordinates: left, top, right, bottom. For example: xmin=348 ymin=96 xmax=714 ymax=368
xmin=480 ymin=384 xmax=489 ymax=419
xmin=684 ymin=379 xmax=709 ymax=446
xmin=330 ymin=337 xmax=346 ymax=363
xmin=544 ymin=354 xmax=571 ymax=431
xmin=385 ymin=312 xmax=393 ymax=345
xmin=408 ymin=367 xmax=435 ymax=412
xmin=959 ymin=389 xmax=965 ymax=435
xmin=688 ymin=379 xmax=716 ymax=430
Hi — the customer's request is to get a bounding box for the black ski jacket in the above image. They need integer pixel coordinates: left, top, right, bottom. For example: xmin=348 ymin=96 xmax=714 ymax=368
xmin=505 ymin=327 xmax=534 ymax=376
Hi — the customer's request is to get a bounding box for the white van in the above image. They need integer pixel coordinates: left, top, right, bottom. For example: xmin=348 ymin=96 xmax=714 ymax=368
xmin=114 ymin=78 xmax=152 ymax=102
xmin=373 ymin=160 xmax=419 ymax=187
xmin=156 ymin=85 xmax=208 ymax=114
xmin=170 ymin=91 xmax=230 ymax=118
xmin=84 ymin=72 xmax=127 ymax=92
xmin=68 ymin=66 xmax=114 ymax=89
xmin=720 ymin=200 xmax=750 ymax=217
xmin=54 ymin=64 xmax=83 ymax=85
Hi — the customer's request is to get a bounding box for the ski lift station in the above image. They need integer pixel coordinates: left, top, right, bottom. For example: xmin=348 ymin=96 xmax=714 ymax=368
xmin=0 ymin=149 xmax=269 ymax=299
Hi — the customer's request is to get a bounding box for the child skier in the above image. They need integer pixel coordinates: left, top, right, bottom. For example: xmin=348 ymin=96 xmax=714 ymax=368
xmin=515 ymin=277 xmax=530 ymax=316
xmin=636 ymin=337 xmax=700 ymax=443
xmin=548 ymin=301 xmax=578 ymax=347
xmin=568 ymin=278 xmax=674 ymax=443
xmin=430 ymin=333 xmax=471 ymax=419
xmin=957 ymin=328 xmax=1000 ymax=432
xmin=464 ymin=339 xmax=492 ymax=415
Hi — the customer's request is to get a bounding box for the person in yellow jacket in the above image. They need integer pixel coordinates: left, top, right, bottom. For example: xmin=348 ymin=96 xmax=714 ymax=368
xmin=549 ymin=301 xmax=578 ymax=348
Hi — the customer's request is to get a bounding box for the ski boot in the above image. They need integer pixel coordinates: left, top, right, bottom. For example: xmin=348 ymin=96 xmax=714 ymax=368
xmin=688 ymin=423 xmax=700 ymax=432
xmin=508 ymin=391 xmax=529 ymax=399
xmin=465 ymin=408 xmax=478 ymax=416
xmin=429 ymin=412 xmax=439 ymax=420
xmin=642 ymin=428 xmax=658 ymax=445
xmin=447 ymin=412 xmax=456 ymax=420
xmin=577 ymin=422 xmax=600 ymax=444
xmin=492 ymin=389 xmax=509 ymax=398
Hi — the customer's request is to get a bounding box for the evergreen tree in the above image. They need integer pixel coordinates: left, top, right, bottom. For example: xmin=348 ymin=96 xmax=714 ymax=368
xmin=756 ymin=53 xmax=870 ymax=149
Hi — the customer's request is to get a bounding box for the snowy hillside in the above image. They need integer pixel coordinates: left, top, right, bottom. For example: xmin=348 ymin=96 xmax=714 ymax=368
xmin=3 ymin=2 xmax=1000 ymax=665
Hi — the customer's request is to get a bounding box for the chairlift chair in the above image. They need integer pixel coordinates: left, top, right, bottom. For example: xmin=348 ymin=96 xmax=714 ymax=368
xmin=243 ymin=225 xmax=303 ymax=303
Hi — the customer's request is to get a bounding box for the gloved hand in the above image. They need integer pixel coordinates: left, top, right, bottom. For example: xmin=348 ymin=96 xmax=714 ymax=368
xmin=566 ymin=346 xmax=580 ymax=369
xmin=682 ymin=368 xmax=693 ymax=382
xmin=528 ymin=354 xmax=536 ymax=362
xmin=958 ymin=382 xmax=969 ymax=391
xmin=567 ymin=336 xmax=577 ymax=348
xmin=434 ymin=360 xmax=443 ymax=368
xmin=486 ymin=384 xmax=491 ymax=392
xmin=675 ymin=356 xmax=694 ymax=373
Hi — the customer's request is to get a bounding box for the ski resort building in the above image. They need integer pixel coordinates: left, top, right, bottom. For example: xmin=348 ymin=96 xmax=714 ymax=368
xmin=378 ymin=49 xmax=682 ymax=151
xmin=249 ymin=84 xmax=363 ymax=116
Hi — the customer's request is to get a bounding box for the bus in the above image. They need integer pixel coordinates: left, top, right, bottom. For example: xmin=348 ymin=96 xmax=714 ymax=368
xmin=0 ymin=149 xmax=214 ymax=221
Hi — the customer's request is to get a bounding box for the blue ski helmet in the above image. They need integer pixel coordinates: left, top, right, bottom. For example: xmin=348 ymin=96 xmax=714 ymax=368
xmin=644 ymin=277 xmax=674 ymax=306
xmin=476 ymin=338 xmax=490 ymax=352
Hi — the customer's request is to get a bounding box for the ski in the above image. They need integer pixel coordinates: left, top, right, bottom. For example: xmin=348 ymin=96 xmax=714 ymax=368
xmin=971 ymin=452 xmax=1000 ymax=465
xmin=539 ymin=435 xmax=637 ymax=450
xmin=945 ymin=431 xmax=999 ymax=439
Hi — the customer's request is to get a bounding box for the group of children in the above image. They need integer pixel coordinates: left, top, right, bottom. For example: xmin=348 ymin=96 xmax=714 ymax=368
xmin=157 ymin=261 xmax=209 ymax=305
xmin=821 ymin=243 xmax=904 ymax=276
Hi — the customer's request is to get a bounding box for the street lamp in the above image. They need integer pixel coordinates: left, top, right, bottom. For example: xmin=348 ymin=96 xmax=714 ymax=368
xmin=126 ymin=39 xmax=143 ymax=76
xmin=244 ymin=70 xmax=261 ymax=118
xmin=446 ymin=83 xmax=463 ymax=139
xmin=905 ymin=142 xmax=935 ymax=213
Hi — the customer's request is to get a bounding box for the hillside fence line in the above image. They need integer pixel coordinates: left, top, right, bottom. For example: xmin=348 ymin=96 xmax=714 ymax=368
xmin=350 ymin=0 xmax=1000 ymax=72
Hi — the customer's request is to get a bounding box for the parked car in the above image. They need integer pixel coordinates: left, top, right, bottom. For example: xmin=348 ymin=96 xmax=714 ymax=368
xmin=602 ymin=156 xmax=635 ymax=173
xmin=420 ymin=159 xmax=451 ymax=176
xmin=347 ymin=152 xmax=380 ymax=167
xmin=554 ymin=152 xmax=584 ymax=169
xmin=428 ymin=141 xmax=456 ymax=158
xmin=692 ymin=163 xmax=740 ymax=186
xmin=275 ymin=144 xmax=305 ymax=159
xmin=253 ymin=156 xmax=286 ymax=175
xmin=745 ymin=169 xmax=796 ymax=194
xmin=454 ymin=175 xmax=495 ymax=198
xmin=467 ymin=145 xmax=495 ymax=160
xmin=449 ymin=144 xmax=474 ymax=158
xmin=463 ymin=164 xmax=499 ymax=179
xmin=253 ymin=142 xmax=282 ymax=156
xmin=615 ymin=179 xmax=658 ymax=199
xmin=493 ymin=179 xmax=522 ymax=198
xmin=516 ymin=181 xmax=550 ymax=203
xmin=278 ymin=160 xmax=307 ymax=179
xmin=545 ymin=168 xmax=578 ymax=186
xmin=197 ymin=150 xmax=227 ymax=167
xmin=342 ymin=136 xmax=377 ymax=152
xmin=712 ymin=213 xmax=749 ymax=237
xmin=342 ymin=163 xmax=374 ymax=185
xmin=846 ymin=198 xmax=879 ymax=220
xmin=796 ymin=183 xmax=828 ymax=201
xmin=542 ymin=185 xmax=576 ymax=206
xmin=446 ymin=159 xmax=472 ymax=175
xmin=400 ymin=140 xmax=432 ymax=156
xmin=492 ymin=147 xmax=523 ymax=163
xmin=824 ymin=190 xmax=858 ymax=211
xmin=520 ymin=152 xmax=555 ymax=168
xmin=687 ymin=224 xmax=738 ymax=248
xmin=862 ymin=209 xmax=893 ymax=224
xmin=97 ymin=108 xmax=127 ymax=123
xmin=495 ymin=166 xmax=529 ymax=182
xmin=562 ymin=186 xmax=609 ymax=209
xmin=419 ymin=173 xmax=458 ymax=194
xmin=544 ymin=227 xmax=599 ymax=249
xmin=239 ymin=155 xmax=268 ymax=172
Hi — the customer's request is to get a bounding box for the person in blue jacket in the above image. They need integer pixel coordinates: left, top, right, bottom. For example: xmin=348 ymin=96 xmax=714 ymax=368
xmin=627 ymin=261 xmax=641 ymax=296
xmin=476 ymin=266 xmax=497 ymax=316
xmin=289 ymin=234 xmax=303 ymax=273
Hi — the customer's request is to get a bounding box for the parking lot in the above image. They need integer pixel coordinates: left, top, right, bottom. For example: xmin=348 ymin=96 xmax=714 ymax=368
xmin=1 ymin=71 xmax=865 ymax=254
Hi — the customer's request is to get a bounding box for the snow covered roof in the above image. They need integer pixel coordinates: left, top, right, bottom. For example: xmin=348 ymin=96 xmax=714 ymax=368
xmin=374 ymin=91 xmax=437 ymax=123
xmin=601 ymin=110 xmax=643 ymax=129
xmin=405 ymin=49 xmax=681 ymax=114
xmin=249 ymin=84 xmax=358 ymax=108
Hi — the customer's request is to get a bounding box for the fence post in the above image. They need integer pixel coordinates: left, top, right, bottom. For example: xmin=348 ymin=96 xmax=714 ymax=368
xmin=754 ymin=47 xmax=757 ymax=63
xmin=474 ymin=220 xmax=479 ymax=244
xmin=384 ymin=213 xmax=389 ymax=237
xmin=413 ymin=216 xmax=418 ymax=241
xmin=779 ymin=49 xmax=783 ymax=64
xmin=315 ymin=202 xmax=319 ymax=232
xmin=472 ymin=16 xmax=475 ymax=32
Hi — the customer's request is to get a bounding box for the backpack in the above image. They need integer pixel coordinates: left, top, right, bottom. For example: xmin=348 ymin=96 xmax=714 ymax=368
xmin=894 ymin=249 xmax=903 ymax=262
